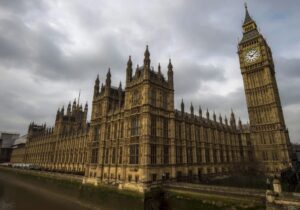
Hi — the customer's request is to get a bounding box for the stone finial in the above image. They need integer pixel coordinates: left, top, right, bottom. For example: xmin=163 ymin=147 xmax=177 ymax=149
xmin=199 ymin=106 xmax=202 ymax=117
xmin=190 ymin=103 xmax=194 ymax=115
xmin=206 ymin=109 xmax=210 ymax=119
xmin=181 ymin=99 xmax=185 ymax=113
xmin=106 ymin=68 xmax=111 ymax=87
xmin=144 ymin=45 xmax=151 ymax=67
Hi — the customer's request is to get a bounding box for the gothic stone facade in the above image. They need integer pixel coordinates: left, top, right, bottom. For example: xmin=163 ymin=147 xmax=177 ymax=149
xmin=21 ymin=6 xmax=292 ymax=192
xmin=24 ymin=101 xmax=89 ymax=174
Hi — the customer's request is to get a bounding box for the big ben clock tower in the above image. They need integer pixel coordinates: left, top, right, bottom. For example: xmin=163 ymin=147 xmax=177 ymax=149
xmin=238 ymin=4 xmax=292 ymax=174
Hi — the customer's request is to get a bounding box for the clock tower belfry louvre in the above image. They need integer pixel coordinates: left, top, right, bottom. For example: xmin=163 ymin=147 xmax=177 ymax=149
xmin=238 ymin=5 xmax=292 ymax=173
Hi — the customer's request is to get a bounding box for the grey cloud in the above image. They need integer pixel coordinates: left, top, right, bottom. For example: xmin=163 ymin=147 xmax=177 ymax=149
xmin=276 ymin=57 xmax=300 ymax=106
xmin=174 ymin=62 xmax=226 ymax=96
xmin=0 ymin=0 xmax=300 ymax=144
xmin=0 ymin=0 xmax=47 ymax=15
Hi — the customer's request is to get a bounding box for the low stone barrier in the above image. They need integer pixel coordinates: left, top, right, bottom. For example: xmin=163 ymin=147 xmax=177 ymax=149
xmin=165 ymin=182 xmax=265 ymax=198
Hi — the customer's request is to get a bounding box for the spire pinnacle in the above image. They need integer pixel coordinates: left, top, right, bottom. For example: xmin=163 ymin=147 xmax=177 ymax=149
xmin=168 ymin=58 xmax=173 ymax=71
xmin=127 ymin=55 xmax=132 ymax=66
xmin=95 ymin=74 xmax=99 ymax=85
xmin=106 ymin=68 xmax=111 ymax=87
xmin=190 ymin=102 xmax=194 ymax=115
xmin=158 ymin=63 xmax=161 ymax=74
xmin=199 ymin=106 xmax=202 ymax=117
xmin=243 ymin=3 xmax=254 ymax=25
xmin=144 ymin=45 xmax=150 ymax=67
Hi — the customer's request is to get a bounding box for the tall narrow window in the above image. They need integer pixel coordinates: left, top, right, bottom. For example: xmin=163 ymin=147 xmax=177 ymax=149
xmin=196 ymin=148 xmax=202 ymax=163
xmin=111 ymin=147 xmax=116 ymax=164
xmin=150 ymin=144 xmax=157 ymax=164
xmin=272 ymin=151 xmax=278 ymax=160
xmin=131 ymin=117 xmax=139 ymax=136
xmin=105 ymin=148 xmax=109 ymax=164
xmin=163 ymin=118 xmax=168 ymax=139
xmin=176 ymin=146 xmax=182 ymax=164
xmin=205 ymin=149 xmax=210 ymax=163
xmin=91 ymin=148 xmax=98 ymax=163
xmin=163 ymin=92 xmax=168 ymax=109
xmin=94 ymin=126 xmax=99 ymax=141
xmin=132 ymin=90 xmax=140 ymax=106
xmin=163 ymin=145 xmax=169 ymax=164
xmin=151 ymin=89 xmax=156 ymax=106
xmin=106 ymin=124 xmax=111 ymax=140
xmin=129 ymin=145 xmax=139 ymax=164
xmin=114 ymin=123 xmax=118 ymax=139
xmin=151 ymin=116 xmax=156 ymax=137
xmin=120 ymin=122 xmax=124 ymax=138
xmin=118 ymin=147 xmax=123 ymax=164
xmin=175 ymin=122 xmax=179 ymax=138
xmin=187 ymin=147 xmax=193 ymax=163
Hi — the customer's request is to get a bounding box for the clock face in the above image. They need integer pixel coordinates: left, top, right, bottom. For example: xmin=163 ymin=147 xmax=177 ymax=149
xmin=244 ymin=48 xmax=260 ymax=63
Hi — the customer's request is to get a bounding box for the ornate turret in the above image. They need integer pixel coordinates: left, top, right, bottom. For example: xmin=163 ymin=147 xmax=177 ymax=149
xmin=219 ymin=114 xmax=223 ymax=124
xmin=94 ymin=74 xmax=100 ymax=98
xmin=199 ymin=106 xmax=202 ymax=118
xmin=118 ymin=81 xmax=122 ymax=108
xmin=126 ymin=56 xmax=132 ymax=84
xmin=213 ymin=111 xmax=216 ymax=122
xmin=168 ymin=59 xmax=174 ymax=87
xmin=72 ymin=99 xmax=76 ymax=112
xmin=61 ymin=106 xmax=65 ymax=116
xmin=67 ymin=102 xmax=71 ymax=116
xmin=225 ymin=115 xmax=228 ymax=126
xmin=106 ymin=68 xmax=111 ymax=88
xmin=206 ymin=109 xmax=210 ymax=120
xmin=144 ymin=45 xmax=151 ymax=68
xmin=241 ymin=3 xmax=258 ymax=37
xmin=238 ymin=118 xmax=243 ymax=130
xmin=83 ymin=102 xmax=88 ymax=124
xmin=230 ymin=109 xmax=236 ymax=129
xmin=56 ymin=108 xmax=60 ymax=121
xmin=243 ymin=3 xmax=254 ymax=26
xmin=101 ymin=83 xmax=104 ymax=92
xmin=158 ymin=63 xmax=161 ymax=74
xmin=181 ymin=99 xmax=185 ymax=114
xmin=84 ymin=102 xmax=88 ymax=113
xmin=190 ymin=103 xmax=194 ymax=116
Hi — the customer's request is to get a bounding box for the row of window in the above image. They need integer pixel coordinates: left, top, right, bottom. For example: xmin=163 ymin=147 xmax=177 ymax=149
xmin=262 ymin=151 xmax=278 ymax=161
xmin=175 ymin=122 xmax=239 ymax=145
xmin=151 ymin=116 xmax=168 ymax=138
xmin=93 ymin=122 xmax=126 ymax=141
xmin=175 ymin=147 xmax=244 ymax=164
xmin=151 ymin=89 xmax=168 ymax=109
xmin=150 ymin=144 xmax=169 ymax=164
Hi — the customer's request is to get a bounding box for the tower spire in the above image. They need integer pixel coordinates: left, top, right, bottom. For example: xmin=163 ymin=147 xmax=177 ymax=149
xmin=144 ymin=45 xmax=151 ymax=68
xmin=243 ymin=3 xmax=254 ymax=25
xmin=94 ymin=74 xmax=99 ymax=98
xmin=181 ymin=99 xmax=185 ymax=114
xmin=126 ymin=55 xmax=132 ymax=84
xmin=106 ymin=68 xmax=111 ymax=87
xmin=168 ymin=58 xmax=174 ymax=87
xmin=190 ymin=102 xmax=194 ymax=115
xmin=78 ymin=89 xmax=81 ymax=106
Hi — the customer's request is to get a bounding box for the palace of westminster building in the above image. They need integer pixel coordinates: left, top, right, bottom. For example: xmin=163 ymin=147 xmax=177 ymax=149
xmin=18 ymin=6 xmax=293 ymax=191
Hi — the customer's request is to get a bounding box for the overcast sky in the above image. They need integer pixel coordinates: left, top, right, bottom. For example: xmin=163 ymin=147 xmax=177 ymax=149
xmin=0 ymin=0 xmax=299 ymax=142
